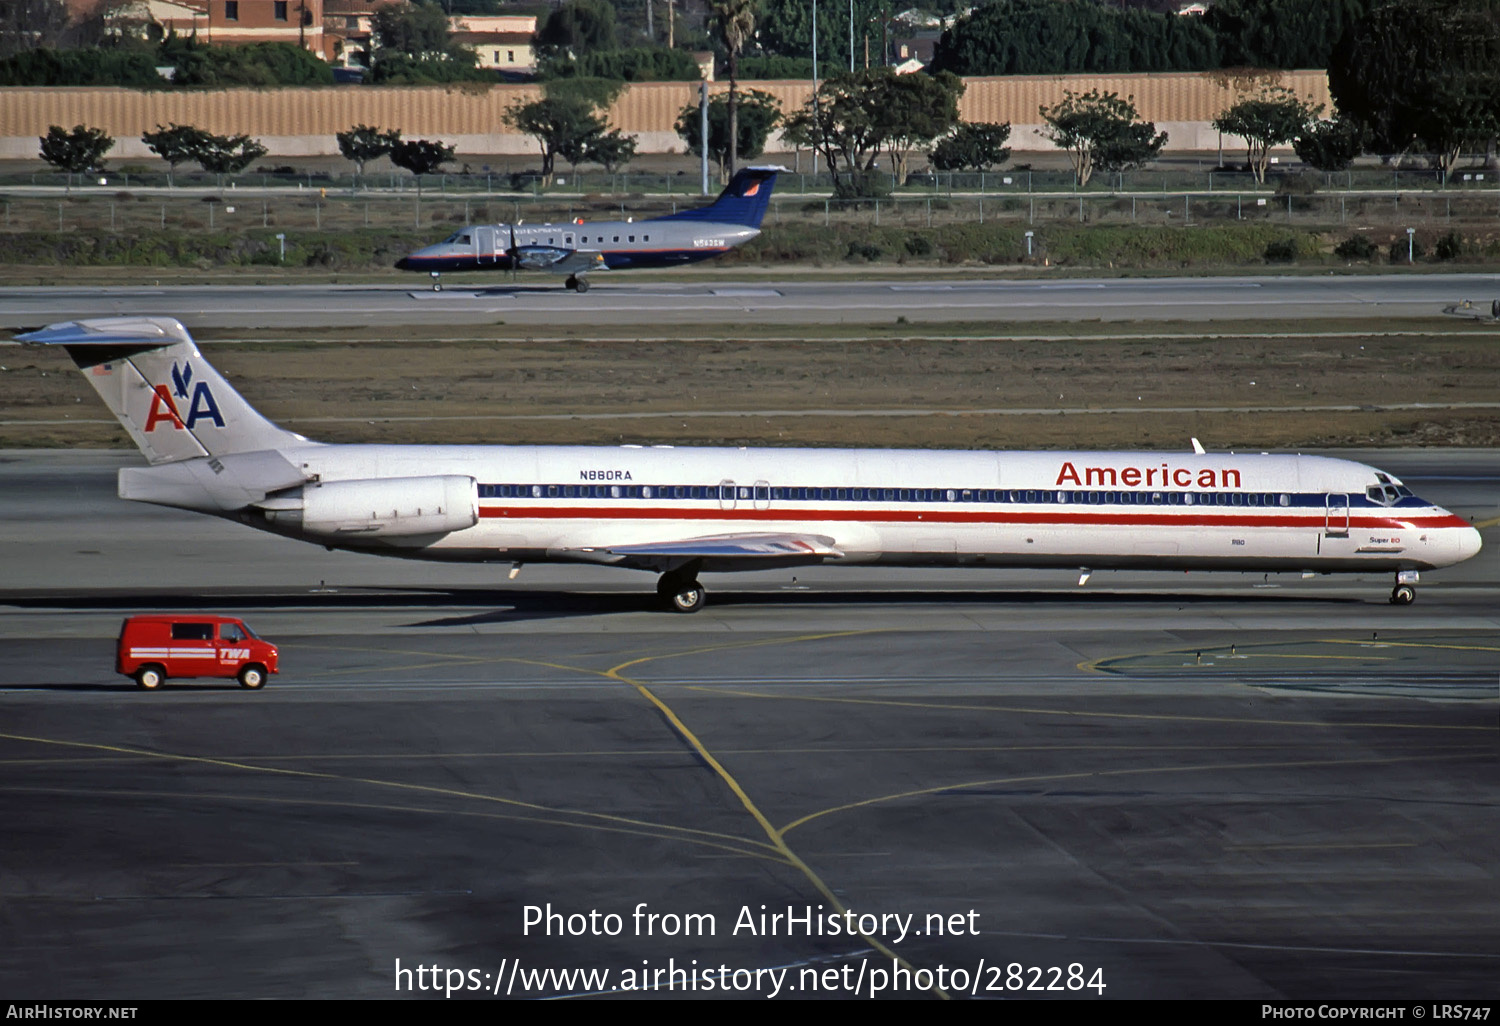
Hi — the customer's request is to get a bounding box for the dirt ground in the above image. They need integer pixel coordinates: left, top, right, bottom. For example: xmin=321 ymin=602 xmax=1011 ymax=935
xmin=4 ymin=324 xmax=1499 ymax=451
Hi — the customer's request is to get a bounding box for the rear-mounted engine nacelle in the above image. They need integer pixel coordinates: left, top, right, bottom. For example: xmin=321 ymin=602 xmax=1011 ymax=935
xmin=264 ymin=475 xmax=478 ymax=538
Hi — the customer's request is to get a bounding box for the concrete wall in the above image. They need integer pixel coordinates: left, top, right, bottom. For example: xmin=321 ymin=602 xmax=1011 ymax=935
xmin=0 ymin=69 xmax=1331 ymax=161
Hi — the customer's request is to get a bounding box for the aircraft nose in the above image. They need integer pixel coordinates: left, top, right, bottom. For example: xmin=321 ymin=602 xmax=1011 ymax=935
xmin=1457 ymin=523 xmax=1483 ymax=562
xmin=394 ymin=256 xmax=410 ymax=270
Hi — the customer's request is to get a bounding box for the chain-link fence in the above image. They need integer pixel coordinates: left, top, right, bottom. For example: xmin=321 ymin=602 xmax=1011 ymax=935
xmin=4 ymin=189 xmax=1499 ymax=237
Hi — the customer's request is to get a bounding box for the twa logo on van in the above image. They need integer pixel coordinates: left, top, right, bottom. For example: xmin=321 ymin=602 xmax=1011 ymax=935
xmin=144 ymin=361 xmax=225 ymax=432
xmin=220 ymin=647 xmax=250 ymax=661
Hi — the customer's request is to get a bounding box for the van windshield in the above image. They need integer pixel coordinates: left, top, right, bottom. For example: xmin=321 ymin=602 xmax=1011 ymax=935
xmin=238 ymin=621 xmax=261 ymax=640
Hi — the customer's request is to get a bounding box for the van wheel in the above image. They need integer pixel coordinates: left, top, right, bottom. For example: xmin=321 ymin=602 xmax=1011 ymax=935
xmin=238 ymin=665 xmax=267 ymax=689
xmin=136 ymin=665 xmax=165 ymax=690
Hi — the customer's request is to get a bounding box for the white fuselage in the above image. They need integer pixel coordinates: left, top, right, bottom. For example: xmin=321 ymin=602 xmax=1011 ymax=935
xmin=216 ymin=443 xmax=1481 ymax=575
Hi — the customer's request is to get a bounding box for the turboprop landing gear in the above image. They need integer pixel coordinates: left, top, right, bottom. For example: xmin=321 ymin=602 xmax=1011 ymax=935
xmin=566 ymin=275 xmax=590 ymax=293
xmin=657 ymin=564 xmax=705 ymax=613
xmin=430 ymin=271 xmax=443 ymax=292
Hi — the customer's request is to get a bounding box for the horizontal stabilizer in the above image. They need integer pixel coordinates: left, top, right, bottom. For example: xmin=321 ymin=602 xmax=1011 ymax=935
xmin=14 ymin=316 xmax=193 ymax=351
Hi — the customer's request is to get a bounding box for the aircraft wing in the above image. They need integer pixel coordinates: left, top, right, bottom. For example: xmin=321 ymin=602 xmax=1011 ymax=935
xmin=512 ymin=245 xmax=606 ymax=275
xmin=549 ymin=250 xmax=607 ymax=275
xmin=570 ymin=532 xmax=842 ymax=572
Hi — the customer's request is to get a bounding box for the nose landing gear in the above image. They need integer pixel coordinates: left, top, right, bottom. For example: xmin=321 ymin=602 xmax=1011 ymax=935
xmin=1389 ymin=570 xmax=1419 ymax=605
xmin=430 ymin=270 xmax=443 ymax=292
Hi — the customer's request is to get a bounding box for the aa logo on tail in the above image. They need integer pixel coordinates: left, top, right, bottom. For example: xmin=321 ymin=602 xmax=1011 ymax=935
xmin=145 ymin=361 xmax=225 ymax=431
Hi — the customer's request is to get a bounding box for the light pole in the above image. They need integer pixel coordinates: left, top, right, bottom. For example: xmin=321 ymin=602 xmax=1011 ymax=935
xmin=1406 ymin=227 xmax=1415 ymax=263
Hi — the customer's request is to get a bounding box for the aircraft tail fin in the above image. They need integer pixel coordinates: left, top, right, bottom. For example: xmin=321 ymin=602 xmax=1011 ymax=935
xmin=656 ymin=165 xmax=785 ymax=227
xmin=14 ymin=317 xmax=309 ymax=465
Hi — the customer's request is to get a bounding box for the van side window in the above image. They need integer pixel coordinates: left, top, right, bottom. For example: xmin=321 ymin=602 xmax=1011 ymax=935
xmin=171 ymin=623 xmax=213 ymax=640
xmin=220 ymin=624 xmax=243 ymax=642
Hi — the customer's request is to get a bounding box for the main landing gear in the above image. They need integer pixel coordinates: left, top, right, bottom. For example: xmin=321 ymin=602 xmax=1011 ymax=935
xmin=657 ymin=564 xmax=705 ymax=613
xmin=565 ymin=275 xmax=590 ymax=293
xmin=1389 ymin=570 xmax=1419 ymax=605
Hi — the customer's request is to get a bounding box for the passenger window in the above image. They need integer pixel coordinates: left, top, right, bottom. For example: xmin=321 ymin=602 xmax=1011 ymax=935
xmin=171 ymin=623 xmax=213 ymax=641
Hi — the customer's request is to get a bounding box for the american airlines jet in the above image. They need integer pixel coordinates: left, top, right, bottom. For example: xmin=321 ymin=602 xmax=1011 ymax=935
xmin=15 ymin=317 xmax=1482 ymax=612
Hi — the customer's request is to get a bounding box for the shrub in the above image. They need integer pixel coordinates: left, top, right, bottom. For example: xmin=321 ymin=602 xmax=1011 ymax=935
xmin=1388 ymin=237 xmax=1425 ymax=263
xmin=1434 ymin=231 xmax=1463 ymax=261
xmin=1273 ymin=171 xmax=1319 ymax=195
xmin=1263 ymin=238 xmax=1298 ymax=262
xmin=1333 ymin=235 xmax=1377 ymax=261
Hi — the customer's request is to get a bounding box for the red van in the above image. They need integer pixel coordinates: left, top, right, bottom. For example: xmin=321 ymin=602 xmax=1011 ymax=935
xmin=116 ymin=615 xmax=279 ymax=690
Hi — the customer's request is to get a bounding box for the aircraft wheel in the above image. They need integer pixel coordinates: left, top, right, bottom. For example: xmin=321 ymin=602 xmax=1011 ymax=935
xmin=669 ymin=582 xmax=705 ymax=613
xmin=136 ymin=665 xmax=165 ymax=690
xmin=574 ymin=277 xmax=590 ymax=293
xmin=238 ymin=664 xmax=267 ymax=689
xmin=565 ymin=275 xmax=579 ymax=291
xmin=1389 ymin=584 xmax=1416 ymax=606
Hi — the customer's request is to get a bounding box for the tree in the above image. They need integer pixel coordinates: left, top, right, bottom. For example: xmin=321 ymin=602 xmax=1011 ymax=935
xmin=929 ymin=122 xmax=1012 ymax=172
xmin=337 ymin=125 xmax=401 ymax=176
xmin=676 ymin=90 xmax=782 ymax=184
xmin=142 ymin=123 xmax=211 ymax=186
xmin=193 ymin=132 xmax=268 ymax=181
xmin=930 ymin=0 xmax=1219 ymax=76
xmin=584 ymin=129 xmax=637 ymax=173
xmin=504 ymin=96 xmax=605 ymax=182
xmin=709 ymin=0 xmax=757 ymax=176
xmin=1206 ymin=0 xmax=1375 ymax=70
xmin=757 ymin=0 xmax=890 ymax=71
xmin=784 ymin=71 xmax=890 ymax=199
xmin=0 ymin=0 xmax=69 ymax=59
xmin=541 ymin=46 xmax=703 ymax=82
xmin=873 ymin=70 xmax=964 ymax=185
xmin=171 ymin=40 xmax=335 ymax=86
xmin=536 ymin=0 xmax=619 ymax=56
xmin=371 ymin=0 xmax=482 ymax=82
xmin=374 ymin=1 xmax=453 ymax=54
xmin=390 ymin=138 xmax=456 ymax=193
xmin=1039 ymin=89 xmax=1168 ymax=187
xmin=1294 ymin=116 xmax=1366 ymax=172
xmin=39 ymin=124 xmax=114 ymax=175
xmin=1212 ymin=87 xmax=1322 ymax=183
xmin=1329 ymin=0 xmax=1500 ymax=183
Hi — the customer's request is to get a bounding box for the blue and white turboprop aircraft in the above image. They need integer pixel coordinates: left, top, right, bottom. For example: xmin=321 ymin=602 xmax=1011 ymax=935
xmin=12 ymin=316 xmax=1483 ymax=613
xmin=395 ymin=165 xmax=784 ymax=292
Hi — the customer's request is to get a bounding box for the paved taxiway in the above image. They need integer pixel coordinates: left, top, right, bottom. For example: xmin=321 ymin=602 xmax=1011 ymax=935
xmin=0 ymin=449 xmax=1496 ymax=999
xmin=4 ymin=273 xmax=1500 ymax=330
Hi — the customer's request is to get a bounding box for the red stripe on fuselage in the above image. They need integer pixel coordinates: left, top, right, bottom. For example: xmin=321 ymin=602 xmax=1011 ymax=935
xmin=476 ymin=505 xmax=1465 ymax=530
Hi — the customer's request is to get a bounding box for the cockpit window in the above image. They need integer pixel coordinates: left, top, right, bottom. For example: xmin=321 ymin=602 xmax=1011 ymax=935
xmin=1366 ymin=483 xmax=1405 ymax=506
xmin=443 ymin=232 xmax=472 ymax=244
